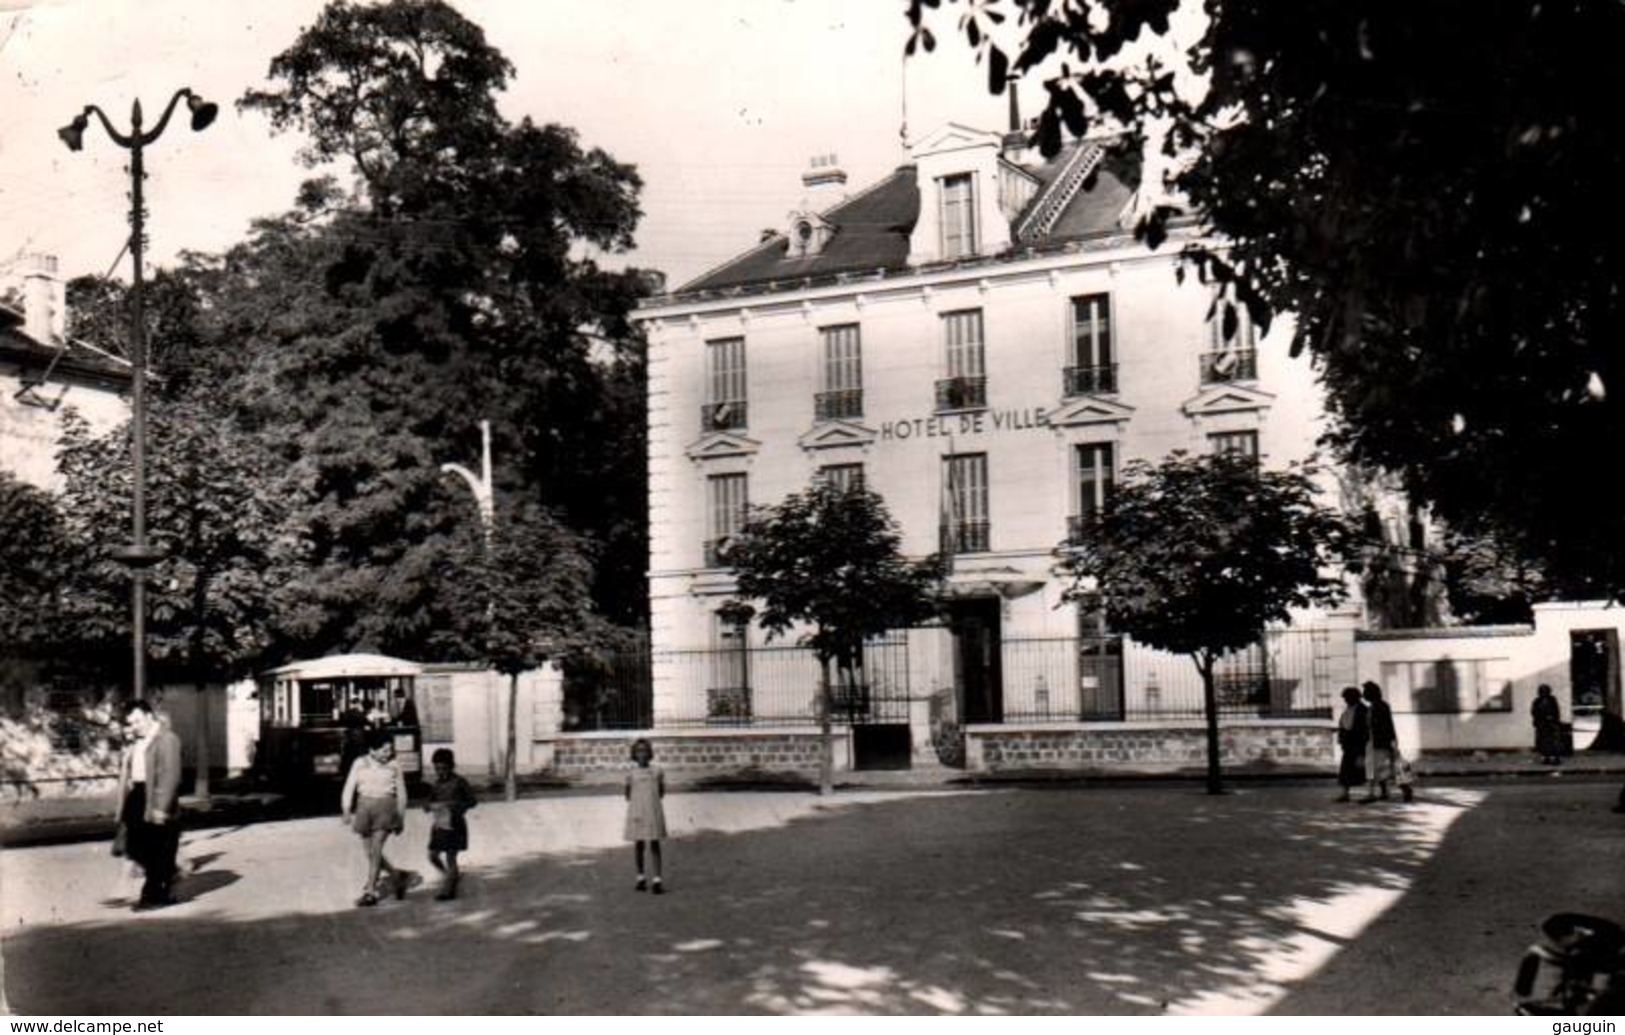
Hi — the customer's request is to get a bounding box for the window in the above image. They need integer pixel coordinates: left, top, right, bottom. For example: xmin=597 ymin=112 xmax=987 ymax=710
xmin=816 ymin=324 xmax=863 ymax=420
xmin=940 ymin=173 xmax=978 ymax=259
xmin=941 ymin=452 xmax=990 ymax=553
xmin=1069 ymin=443 xmax=1115 ymax=542
xmin=820 ymin=463 xmax=865 ymax=493
xmin=709 ymin=611 xmax=752 ymax=722
xmin=704 ymin=337 xmax=747 ymax=430
xmin=1209 ymin=430 xmax=1260 ymax=461
xmin=1202 ymin=300 xmax=1258 ymax=383
xmin=935 ymin=309 xmax=987 ymax=411
xmin=705 ymin=473 xmax=748 ymax=567
xmin=1066 ymin=294 xmax=1116 ymax=395
xmin=1380 ymin=659 xmax=1513 ymax=714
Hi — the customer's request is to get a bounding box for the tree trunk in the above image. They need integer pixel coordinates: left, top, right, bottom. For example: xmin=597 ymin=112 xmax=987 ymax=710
xmin=818 ymin=655 xmax=833 ymax=796
xmin=504 ymin=670 xmax=520 ymax=802
xmin=193 ymin=681 xmax=211 ymax=803
xmin=1198 ymin=652 xmax=1224 ymax=795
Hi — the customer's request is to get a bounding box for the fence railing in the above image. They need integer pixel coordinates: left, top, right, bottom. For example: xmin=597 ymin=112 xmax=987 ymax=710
xmin=562 ymin=627 xmax=1337 ymax=732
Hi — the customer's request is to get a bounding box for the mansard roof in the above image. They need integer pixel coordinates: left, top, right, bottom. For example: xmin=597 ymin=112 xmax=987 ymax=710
xmin=676 ymin=137 xmax=1144 ymax=298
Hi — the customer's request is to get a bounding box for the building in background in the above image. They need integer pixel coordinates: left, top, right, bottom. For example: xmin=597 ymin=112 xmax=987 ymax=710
xmin=632 ymin=120 xmax=1370 ymax=775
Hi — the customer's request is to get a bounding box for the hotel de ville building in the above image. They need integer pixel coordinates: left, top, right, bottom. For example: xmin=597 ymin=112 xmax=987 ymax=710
xmin=630 ymin=120 xmax=1368 ymax=777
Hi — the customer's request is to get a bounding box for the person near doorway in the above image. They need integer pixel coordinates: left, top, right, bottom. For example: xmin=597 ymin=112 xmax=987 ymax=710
xmin=1532 ymin=683 xmax=1564 ymax=766
xmin=1335 ymin=686 xmax=1369 ymax=803
xmin=116 ymin=700 xmax=184 ymax=910
xmin=1362 ymin=681 xmax=1400 ymax=803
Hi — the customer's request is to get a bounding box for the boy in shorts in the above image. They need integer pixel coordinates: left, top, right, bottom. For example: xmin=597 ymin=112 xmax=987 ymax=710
xmin=340 ymin=729 xmax=409 ymax=906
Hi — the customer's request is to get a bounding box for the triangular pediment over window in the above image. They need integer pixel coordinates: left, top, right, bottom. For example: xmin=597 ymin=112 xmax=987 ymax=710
xmin=912 ymin=123 xmax=1004 ymax=156
xmin=1181 ymin=383 xmax=1275 ymax=419
xmin=797 ymin=420 xmax=877 ymax=453
xmin=1048 ymin=395 xmax=1136 ymax=428
xmin=686 ymin=431 xmax=762 ymax=461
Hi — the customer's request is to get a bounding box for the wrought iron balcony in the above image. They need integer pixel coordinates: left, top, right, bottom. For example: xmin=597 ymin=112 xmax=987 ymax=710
xmin=1199 ymin=348 xmax=1258 ymax=384
xmin=1063 ymin=363 xmax=1118 ymax=396
xmin=934 ymin=375 xmax=987 ymax=412
xmin=700 ymin=400 xmax=748 ymax=432
xmin=940 ymin=518 xmax=991 ymax=554
xmin=702 ymin=537 xmax=733 ymax=568
xmin=814 ymin=388 xmax=863 ymax=421
xmin=705 ymin=685 xmax=753 ymax=724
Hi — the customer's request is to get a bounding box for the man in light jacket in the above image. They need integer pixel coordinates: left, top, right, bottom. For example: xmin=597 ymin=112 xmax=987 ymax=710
xmin=116 ymin=700 xmax=183 ymax=909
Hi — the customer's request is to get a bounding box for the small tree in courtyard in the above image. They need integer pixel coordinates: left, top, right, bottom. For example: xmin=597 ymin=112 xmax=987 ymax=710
xmin=725 ymin=479 xmax=944 ymax=795
xmin=1057 ymin=452 xmax=1359 ymax=794
xmin=442 ymin=501 xmax=599 ymax=801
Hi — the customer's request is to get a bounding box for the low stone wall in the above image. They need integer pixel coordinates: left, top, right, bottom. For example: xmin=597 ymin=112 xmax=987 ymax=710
xmin=970 ymin=722 xmax=1336 ymax=774
xmin=551 ymin=730 xmax=827 ymax=778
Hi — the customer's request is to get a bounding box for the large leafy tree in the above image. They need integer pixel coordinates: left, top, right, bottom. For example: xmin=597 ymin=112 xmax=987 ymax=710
xmin=0 ymin=473 xmax=72 ymax=707
xmin=909 ymin=0 xmax=1625 ymax=598
xmin=54 ymin=399 xmax=299 ymax=794
xmin=725 ymin=480 xmax=944 ymax=794
xmin=1056 ymin=452 xmax=1358 ymax=794
xmin=227 ymin=0 xmax=651 ymax=645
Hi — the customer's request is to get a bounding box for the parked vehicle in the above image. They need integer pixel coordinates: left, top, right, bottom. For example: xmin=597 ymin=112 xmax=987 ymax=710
xmin=255 ymin=654 xmax=424 ymax=795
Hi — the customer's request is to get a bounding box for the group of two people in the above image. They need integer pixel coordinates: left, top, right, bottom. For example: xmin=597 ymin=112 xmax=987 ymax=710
xmin=1336 ymin=680 xmax=1413 ymax=803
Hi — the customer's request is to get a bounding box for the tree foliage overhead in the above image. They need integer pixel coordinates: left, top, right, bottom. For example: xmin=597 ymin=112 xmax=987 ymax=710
xmin=909 ymin=0 xmax=1625 ymax=597
xmin=1057 ymin=452 xmax=1357 ymax=791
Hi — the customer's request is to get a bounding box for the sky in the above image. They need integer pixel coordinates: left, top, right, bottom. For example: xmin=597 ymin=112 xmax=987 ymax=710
xmin=0 ymin=0 xmax=1013 ymax=293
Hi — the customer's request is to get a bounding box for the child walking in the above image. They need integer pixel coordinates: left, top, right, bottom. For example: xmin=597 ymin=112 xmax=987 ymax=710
xmin=424 ymin=748 xmax=477 ymax=900
xmin=624 ymin=738 xmax=667 ymax=894
xmin=340 ymin=729 xmax=409 ymax=907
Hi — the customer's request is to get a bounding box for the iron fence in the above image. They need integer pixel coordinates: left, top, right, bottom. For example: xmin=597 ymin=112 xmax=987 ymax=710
xmin=653 ymin=634 xmax=911 ymax=728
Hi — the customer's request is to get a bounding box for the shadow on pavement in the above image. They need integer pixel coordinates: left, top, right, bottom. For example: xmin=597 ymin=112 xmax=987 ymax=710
xmin=6 ymin=785 xmax=1596 ymax=1015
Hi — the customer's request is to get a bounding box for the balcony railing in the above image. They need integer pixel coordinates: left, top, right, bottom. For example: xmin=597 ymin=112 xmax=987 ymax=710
xmin=705 ymin=685 xmax=753 ymax=725
xmin=1063 ymin=363 xmax=1118 ymax=396
xmin=940 ymin=518 xmax=991 ymax=554
xmin=702 ymin=537 xmax=733 ymax=568
xmin=1065 ymin=514 xmax=1101 ymax=545
xmin=934 ymin=375 xmax=987 ymax=411
xmin=700 ymin=400 xmax=748 ymax=432
xmin=1199 ymin=348 xmax=1258 ymax=384
xmin=814 ymin=388 xmax=864 ymax=421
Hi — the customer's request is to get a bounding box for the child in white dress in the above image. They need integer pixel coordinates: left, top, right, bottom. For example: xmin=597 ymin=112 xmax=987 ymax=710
xmin=624 ymin=738 xmax=668 ymax=894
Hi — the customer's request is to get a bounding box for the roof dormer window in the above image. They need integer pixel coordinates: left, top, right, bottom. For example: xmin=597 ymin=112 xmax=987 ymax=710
xmin=785 ymin=211 xmax=834 ymax=259
xmin=940 ymin=172 xmax=978 ymax=259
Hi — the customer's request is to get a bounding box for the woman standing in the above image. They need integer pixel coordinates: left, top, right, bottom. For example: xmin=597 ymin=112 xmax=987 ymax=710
xmin=1531 ymin=683 xmax=1564 ymax=766
xmin=1363 ymin=681 xmax=1398 ymax=802
xmin=1336 ymin=686 xmax=1369 ymax=803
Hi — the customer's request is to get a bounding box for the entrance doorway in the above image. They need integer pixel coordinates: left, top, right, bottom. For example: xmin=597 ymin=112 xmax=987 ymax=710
xmin=1569 ymin=629 xmax=1621 ymax=748
xmin=949 ymin=598 xmax=1003 ymax=725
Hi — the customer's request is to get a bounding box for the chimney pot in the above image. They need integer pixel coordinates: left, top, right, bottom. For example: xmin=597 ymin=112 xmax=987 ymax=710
xmin=22 ymin=253 xmax=66 ymax=346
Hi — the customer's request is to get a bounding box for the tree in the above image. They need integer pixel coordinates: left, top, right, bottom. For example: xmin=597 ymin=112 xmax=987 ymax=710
xmin=0 ymin=473 xmax=72 ymax=707
xmin=1056 ymin=452 xmax=1358 ymax=794
xmin=437 ymin=501 xmax=598 ymax=800
xmin=229 ymin=0 xmax=652 ymax=643
xmin=54 ymin=399 xmax=298 ymax=797
xmin=908 ymin=0 xmax=1625 ymax=599
xmin=724 ymin=479 xmax=944 ymax=795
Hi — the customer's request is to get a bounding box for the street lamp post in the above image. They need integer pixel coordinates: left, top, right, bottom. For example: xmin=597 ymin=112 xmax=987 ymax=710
xmin=59 ymin=89 xmax=217 ymax=702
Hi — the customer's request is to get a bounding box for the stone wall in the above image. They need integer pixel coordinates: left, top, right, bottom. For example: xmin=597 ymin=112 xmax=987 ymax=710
xmin=552 ymin=730 xmax=827 ymax=778
xmin=970 ymin=723 xmax=1336 ymax=774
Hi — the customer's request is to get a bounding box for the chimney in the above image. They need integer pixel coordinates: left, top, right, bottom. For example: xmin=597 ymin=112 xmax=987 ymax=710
xmin=1002 ymin=78 xmax=1030 ymax=160
xmin=22 ymin=253 xmax=66 ymax=346
xmin=799 ymin=153 xmax=847 ymax=211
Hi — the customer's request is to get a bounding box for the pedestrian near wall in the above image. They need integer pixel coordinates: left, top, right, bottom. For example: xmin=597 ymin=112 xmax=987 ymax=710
xmin=425 ymin=747 xmax=477 ymax=901
xmin=1335 ymin=686 xmax=1369 ymax=803
xmin=1362 ymin=681 xmax=1400 ymax=803
xmin=1532 ymin=683 xmax=1564 ymax=766
xmin=115 ymin=700 xmax=184 ymax=910
xmin=625 ymin=738 xmax=668 ymax=893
